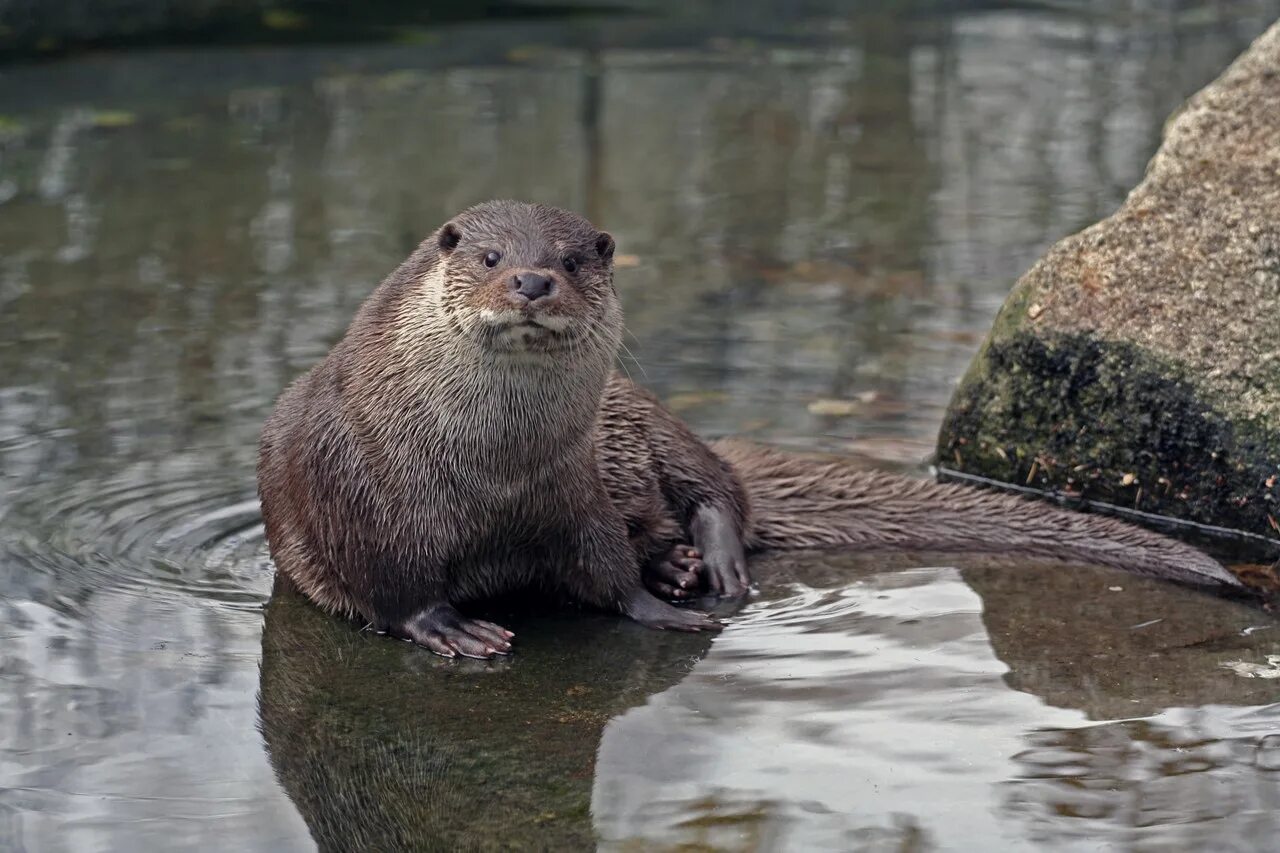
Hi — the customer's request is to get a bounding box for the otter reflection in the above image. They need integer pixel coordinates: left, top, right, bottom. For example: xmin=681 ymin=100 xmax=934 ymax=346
xmin=261 ymin=551 xmax=1279 ymax=849
xmin=257 ymin=576 xmax=715 ymax=851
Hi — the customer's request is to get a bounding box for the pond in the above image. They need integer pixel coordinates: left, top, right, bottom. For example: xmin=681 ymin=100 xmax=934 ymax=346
xmin=2 ymin=2 xmax=1279 ymax=850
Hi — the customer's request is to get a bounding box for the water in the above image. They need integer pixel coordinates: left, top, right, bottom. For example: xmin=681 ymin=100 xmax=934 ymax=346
xmin=2 ymin=2 xmax=1279 ymax=849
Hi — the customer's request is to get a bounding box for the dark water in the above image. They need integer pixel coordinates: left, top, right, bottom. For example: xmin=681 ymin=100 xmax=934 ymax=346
xmin=2 ymin=2 xmax=1280 ymax=850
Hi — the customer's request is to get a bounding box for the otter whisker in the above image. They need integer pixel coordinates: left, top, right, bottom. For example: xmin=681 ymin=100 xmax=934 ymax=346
xmin=613 ymin=340 xmax=634 ymax=383
xmin=621 ymin=326 xmax=651 ymax=381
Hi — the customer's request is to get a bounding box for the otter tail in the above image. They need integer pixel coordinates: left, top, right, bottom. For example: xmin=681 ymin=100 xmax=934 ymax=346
xmin=710 ymin=439 xmax=1241 ymax=589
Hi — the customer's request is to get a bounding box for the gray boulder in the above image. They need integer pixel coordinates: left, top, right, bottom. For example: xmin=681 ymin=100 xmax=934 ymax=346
xmin=937 ymin=21 xmax=1280 ymax=561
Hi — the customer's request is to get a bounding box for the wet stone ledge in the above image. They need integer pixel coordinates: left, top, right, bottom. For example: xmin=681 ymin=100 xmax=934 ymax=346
xmin=937 ymin=20 xmax=1280 ymax=561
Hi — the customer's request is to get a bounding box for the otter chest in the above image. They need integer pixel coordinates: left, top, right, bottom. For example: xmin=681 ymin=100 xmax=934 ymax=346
xmin=416 ymin=454 xmax=585 ymax=545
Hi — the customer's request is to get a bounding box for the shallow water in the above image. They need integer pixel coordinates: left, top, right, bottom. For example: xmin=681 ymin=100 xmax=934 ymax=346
xmin=2 ymin=2 xmax=1279 ymax=850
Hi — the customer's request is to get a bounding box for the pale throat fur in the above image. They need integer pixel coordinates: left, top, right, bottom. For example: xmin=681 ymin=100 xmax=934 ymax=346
xmin=356 ymin=252 xmax=619 ymax=475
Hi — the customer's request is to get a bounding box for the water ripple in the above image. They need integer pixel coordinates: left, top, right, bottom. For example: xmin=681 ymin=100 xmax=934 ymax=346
xmin=3 ymin=461 xmax=272 ymax=614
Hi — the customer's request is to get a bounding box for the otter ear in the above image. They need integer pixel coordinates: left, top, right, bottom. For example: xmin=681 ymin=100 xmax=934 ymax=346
xmin=438 ymin=223 xmax=462 ymax=253
xmin=594 ymin=231 xmax=615 ymax=261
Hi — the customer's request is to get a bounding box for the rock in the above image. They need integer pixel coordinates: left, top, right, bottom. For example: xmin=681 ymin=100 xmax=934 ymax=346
xmin=937 ymin=21 xmax=1280 ymax=560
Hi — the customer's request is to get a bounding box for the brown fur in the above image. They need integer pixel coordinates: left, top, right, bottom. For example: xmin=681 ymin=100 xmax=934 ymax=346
xmin=712 ymin=440 xmax=1238 ymax=587
xmin=257 ymin=201 xmax=1240 ymax=658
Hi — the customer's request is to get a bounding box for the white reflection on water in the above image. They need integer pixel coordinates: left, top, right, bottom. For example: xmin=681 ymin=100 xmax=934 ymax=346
xmin=592 ymin=568 xmax=1280 ymax=851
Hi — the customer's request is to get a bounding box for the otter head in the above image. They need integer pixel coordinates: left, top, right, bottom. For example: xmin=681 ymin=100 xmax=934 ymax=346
xmin=429 ymin=200 xmax=621 ymax=363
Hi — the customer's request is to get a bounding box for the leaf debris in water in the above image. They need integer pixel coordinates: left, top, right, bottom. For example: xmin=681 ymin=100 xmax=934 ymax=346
xmin=91 ymin=111 xmax=136 ymax=128
xmin=808 ymin=398 xmax=860 ymax=417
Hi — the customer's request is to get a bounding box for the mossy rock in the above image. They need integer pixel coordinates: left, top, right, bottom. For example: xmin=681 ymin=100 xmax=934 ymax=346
xmin=937 ymin=21 xmax=1280 ymax=559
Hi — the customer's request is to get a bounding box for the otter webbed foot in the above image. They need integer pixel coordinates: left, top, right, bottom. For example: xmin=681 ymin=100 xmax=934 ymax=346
xmin=644 ymin=543 xmax=703 ymax=601
xmin=623 ymin=587 xmax=720 ymax=632
xmin=390 ymin=604 xmax=514 ymax=659
xmin=690 ymin=505 xmax=751 ymax=597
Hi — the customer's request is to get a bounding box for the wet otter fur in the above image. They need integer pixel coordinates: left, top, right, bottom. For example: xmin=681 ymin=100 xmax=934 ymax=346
xmin=257 ymin=200 xmax=1241 ymax=659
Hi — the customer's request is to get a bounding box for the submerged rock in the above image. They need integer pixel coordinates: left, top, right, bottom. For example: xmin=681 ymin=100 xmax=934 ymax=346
xmin=937 ymin=21 xmax=1280 ymax=561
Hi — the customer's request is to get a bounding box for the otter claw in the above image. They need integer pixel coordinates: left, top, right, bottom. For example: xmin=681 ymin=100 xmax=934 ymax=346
xmin=644 ymin=543 xmax=703 ymax=602
xmin=391 ymin=604 xmax=514 ymax=659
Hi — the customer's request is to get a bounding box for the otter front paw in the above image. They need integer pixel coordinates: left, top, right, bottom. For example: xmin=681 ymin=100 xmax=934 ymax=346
xmin=391 ymin=604 xmax=514 ymax=659
xmin=644 ymin=544 xmax=703 ymax=601
xmin=623 ymin=588 xmax=720 ymax=632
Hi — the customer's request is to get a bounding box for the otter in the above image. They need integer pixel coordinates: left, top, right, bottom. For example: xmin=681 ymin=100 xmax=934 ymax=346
xmin=257 ymin=200 xmax=1242 ymax=658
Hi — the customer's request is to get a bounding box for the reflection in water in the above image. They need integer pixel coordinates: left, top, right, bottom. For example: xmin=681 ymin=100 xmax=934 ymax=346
xmin=2 ymin=3 xmax=1280 ymax=849
xmin=1005 ymin=712 xmax=1280 ymax=849
xmin=258 ymin=577 xmax=713 ymax=850
xmin=0 ymin=462 xmax=290 ymax=852
xmin=592 ymin=564 xmax=1009 ymax=851
xmin=593 ymin=554 xmax=1280 ymax=850
xmin=965 ymin=565 xmax=1280 ymax=721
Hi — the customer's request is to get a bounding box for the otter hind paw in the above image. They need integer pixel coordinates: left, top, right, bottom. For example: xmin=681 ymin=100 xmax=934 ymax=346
xmin=624 ymin=588 xmax=720 ymax=633
xmin=644 ymin=543 xmax=703 ymax=601
xmin=690 ymin=506 xmax=751 ymax=598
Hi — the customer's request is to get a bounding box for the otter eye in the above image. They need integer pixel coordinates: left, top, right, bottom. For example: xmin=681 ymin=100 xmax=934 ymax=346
xmin=483 ymin=251 xmax=501 ymax=268
xmin=563 ymin=256 xmax=579 ymax=274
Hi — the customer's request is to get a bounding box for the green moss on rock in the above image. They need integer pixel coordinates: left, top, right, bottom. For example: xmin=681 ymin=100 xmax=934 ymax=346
xmin=939 ymin=330 xmax=1280 ymax=553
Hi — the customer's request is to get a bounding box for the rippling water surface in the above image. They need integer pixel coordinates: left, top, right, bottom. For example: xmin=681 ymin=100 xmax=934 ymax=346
xmin=2 ymin=2 xmax=1280 ymax=850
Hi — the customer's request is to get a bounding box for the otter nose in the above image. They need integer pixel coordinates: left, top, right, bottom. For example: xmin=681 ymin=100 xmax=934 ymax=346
xmin=512 ymin=272 xmax=553 ymax=301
